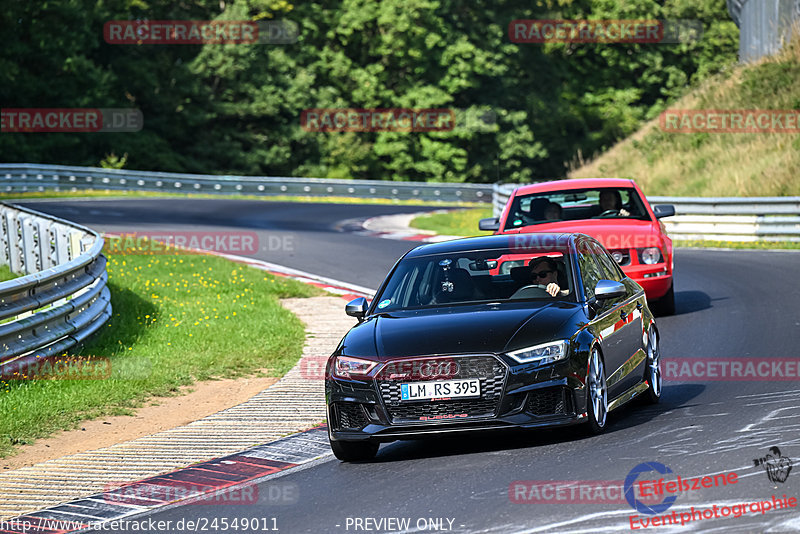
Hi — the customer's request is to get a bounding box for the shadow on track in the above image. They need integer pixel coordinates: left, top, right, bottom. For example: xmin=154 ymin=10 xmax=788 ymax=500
xmin=672 ymin=290 xmax=718 ymax=316
xmin=369 ymin=384 xmax=705 ymax=463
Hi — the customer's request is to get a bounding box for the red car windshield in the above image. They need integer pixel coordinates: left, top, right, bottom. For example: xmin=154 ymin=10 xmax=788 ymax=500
xmin=503 ymin=187 xmax=651 ymax=231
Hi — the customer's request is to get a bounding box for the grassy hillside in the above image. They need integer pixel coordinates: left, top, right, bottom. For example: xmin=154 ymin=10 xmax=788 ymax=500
xmin=569 ymin=33 xmax=800 ymax=197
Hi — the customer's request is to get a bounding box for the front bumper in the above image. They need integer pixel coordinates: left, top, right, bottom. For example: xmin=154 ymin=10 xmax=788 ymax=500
xmin=621 ymin=263 xmax=672 ymax=300
xmin=326 ymin=354 xmax=588 ymax=443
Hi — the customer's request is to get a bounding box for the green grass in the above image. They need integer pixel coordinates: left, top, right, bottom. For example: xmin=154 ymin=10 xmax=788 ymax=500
xmin=569 ymin=33 xmax=800 ymax=196
xmin=0 ymin=249 xmax=324 ymax=458
xmin=0 ymin=188 xmax=483 ymax=207
xmin=674 ymin=239 xmax=800 ymax=250
xmin=0 ymin=265 xmax=17 ymax=282
xmin=410 ymin=207 xmax=493 ymax=237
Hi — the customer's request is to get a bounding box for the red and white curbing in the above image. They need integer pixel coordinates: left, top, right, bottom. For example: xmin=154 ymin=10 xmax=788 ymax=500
xmin=358 ymin=211 xmax=462 ymax=243
xmin=0 ymin=240 xmax=368 ymax=533
xmin=102 ymin=232 xmax=375 ymax=301
xmin=210 ymin=252 xmax=375 ymax=301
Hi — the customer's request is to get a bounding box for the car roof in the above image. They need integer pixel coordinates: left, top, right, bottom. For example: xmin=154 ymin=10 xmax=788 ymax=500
xmin=512 ymin=178 xmax=635 ymax=196
xmin=403 ymin=233 xmax=582 ymax=258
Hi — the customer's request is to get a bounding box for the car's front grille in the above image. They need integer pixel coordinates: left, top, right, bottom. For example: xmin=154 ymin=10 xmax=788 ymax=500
xmin=375 ymin=355 xmax=507 ymax=424
xmin=334 ymin=403 xmax=370 ymax=430
xmin=608 ymin=249 xmax=631 ymax=266
xmin=525 ymin=387 xmax=574 ymax=417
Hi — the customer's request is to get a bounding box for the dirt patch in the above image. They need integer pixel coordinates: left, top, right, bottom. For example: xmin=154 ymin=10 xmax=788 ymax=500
xmin=0 ymin=374 xmax=278 ymax=471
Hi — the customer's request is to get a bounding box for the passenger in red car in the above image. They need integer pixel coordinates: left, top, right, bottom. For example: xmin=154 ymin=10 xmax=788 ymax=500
xmin=544 ymin=201 xmax=562 ymax=220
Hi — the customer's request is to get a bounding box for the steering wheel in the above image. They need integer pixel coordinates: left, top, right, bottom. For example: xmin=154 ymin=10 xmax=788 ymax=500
xmin=510 ymin=284 xmax=551 ymax=299
xmin=596 ymin=209 xmax=619 ymax=218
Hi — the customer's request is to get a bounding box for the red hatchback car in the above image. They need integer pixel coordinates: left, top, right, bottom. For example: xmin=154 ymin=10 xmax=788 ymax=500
xmin=480 ymin=178 xmax=676 ymax=314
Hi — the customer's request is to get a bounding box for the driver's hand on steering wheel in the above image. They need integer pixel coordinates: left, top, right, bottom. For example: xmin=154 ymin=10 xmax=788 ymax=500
xmin=546 ymin=282 xmax=560 ymax=296
xmin=619 ymin=208 xmax=630 ymax=217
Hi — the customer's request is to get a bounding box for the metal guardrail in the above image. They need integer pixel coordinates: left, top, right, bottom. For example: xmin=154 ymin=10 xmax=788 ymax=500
xmin=728 ymin=0 xmax=800 ymax=62
xmin=0 ymin=203 xmax=111 ymax=373
xmin=0 ymin=163 xmax=493 ymax=204
xmin=491 ymin=183 xmax=800 ymax=242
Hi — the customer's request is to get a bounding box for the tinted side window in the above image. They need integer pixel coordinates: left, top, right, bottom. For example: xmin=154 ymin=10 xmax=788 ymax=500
xmin=590 ymin=242 xmax=623 ymax=282
xmin=577 ymin=242 xmax=602 ymax=300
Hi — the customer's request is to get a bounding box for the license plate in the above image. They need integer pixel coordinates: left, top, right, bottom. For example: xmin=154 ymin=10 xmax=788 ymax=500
xmin=400 ymin=379 xmax=481 ymax=401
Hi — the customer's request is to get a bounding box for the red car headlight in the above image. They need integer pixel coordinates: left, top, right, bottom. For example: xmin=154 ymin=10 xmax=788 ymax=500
xmin=637 ymin=247 xmax=663 ymax=265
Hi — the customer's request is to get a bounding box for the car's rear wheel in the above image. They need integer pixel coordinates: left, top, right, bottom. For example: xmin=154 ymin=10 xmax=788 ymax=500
xmin=585 ymin=348 xmax=607 ymax=435
xmin=652 ymin=283 xmax=675 ymax=316
xmin=642 ymin=326 xmax=662 ymax=404
xmin=330 ymin=440 xmax=379 ymax=462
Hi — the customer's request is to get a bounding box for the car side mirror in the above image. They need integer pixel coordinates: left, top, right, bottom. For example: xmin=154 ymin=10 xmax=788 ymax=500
xmin=479 ymin=217 xmax=500 ymax=232
xmin=345 ymin=297 xmax=369 ymax=320
xmin=653 ymin=204 xmax=675 ymax=219
xmin=594 ymin=280 xmax=626 ymax=300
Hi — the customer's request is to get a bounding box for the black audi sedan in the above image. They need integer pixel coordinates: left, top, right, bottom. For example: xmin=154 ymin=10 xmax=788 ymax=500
xmin=325 ymin=233 xmax=662 ymax=461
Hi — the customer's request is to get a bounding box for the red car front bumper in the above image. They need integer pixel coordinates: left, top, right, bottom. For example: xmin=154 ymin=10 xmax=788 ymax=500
xmin=623 ymin=263 xmax=672 ymax=300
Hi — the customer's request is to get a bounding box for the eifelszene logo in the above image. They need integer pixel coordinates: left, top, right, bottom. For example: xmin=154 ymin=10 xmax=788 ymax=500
xmin=754 ymin=447 xmax=793 ymax=483
xmin=624 ymin=462 xmax=677 ymax=515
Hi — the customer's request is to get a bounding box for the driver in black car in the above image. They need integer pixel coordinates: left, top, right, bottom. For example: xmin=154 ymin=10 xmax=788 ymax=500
xmin=598 ymin=189 xmax=630 ymax=217
xmin=529 ymin=257 xmax=568 ymax=297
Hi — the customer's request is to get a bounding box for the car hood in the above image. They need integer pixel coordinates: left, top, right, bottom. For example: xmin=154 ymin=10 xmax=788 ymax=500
xmin=504 ymin=219 xmax=663 ymax=249
xmin=339 ymin=302 xmax=583 ymax=360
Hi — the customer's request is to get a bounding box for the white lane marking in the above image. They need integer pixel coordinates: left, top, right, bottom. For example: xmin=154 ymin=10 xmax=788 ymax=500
xmin=739 ymin=406 xmax=800 ymax=433
xmin=736 ymin=389 xmax=800 ymax=399
xmin=211 ymin=251 xmax=377 ymax=296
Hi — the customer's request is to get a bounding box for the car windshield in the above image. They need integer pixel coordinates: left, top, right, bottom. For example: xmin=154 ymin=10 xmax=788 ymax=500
xmin=503 ymin=187 xmax=651 ymax=230
xmin=372 ymin=247 xmax=576 ymax=312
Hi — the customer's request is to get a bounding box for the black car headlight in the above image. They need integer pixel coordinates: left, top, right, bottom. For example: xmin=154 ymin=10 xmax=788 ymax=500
xmin=507 ymin=340 xmax=568 ymax=365
xmin=637 ymin=247 xmax=663 ymax=265
xmin=332 ymin=355 xmax=378 ymax=379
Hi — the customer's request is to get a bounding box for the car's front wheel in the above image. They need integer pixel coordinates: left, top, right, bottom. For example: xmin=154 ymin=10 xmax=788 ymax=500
xmin=642 ymin=326 xmax=662 ymax=404
xmin=585 ymin=348 xmax=608 ymax=435
xmin=330 ymin=440 xmax=379 ymax=462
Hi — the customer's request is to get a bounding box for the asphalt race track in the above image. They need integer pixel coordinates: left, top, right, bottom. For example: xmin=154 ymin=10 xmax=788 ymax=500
xmin=21 ymin=198 xmax=800 ymax=533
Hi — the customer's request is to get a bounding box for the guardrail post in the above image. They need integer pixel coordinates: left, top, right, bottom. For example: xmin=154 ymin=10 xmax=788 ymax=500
xmin=69 ymin=232 xmax=82 ymax=262
xmin=21 ymin=216 xmax=41 ymax=275
xmin=53 ymin=224 xmax=70 ymax=265
xmin=6 ymin=211 xmax=24 ymax=274
xmin=0 ymin=214 xmax=9 ymax=268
